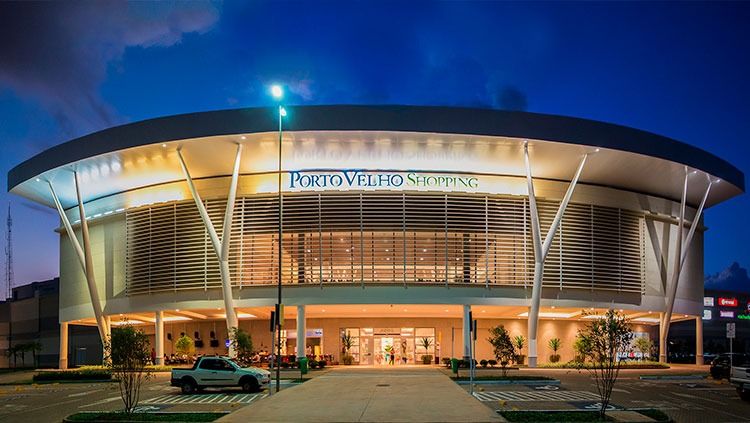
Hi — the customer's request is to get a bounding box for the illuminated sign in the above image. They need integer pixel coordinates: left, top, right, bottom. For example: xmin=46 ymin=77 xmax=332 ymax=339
xmin=718 ymin=298 xmax=738 ymax=307
xmin=704 ymin=297 xmax=714 ymax=307
xmin=720 ymin=310 xmax=735 ymax=318
xmin=739 ymin=314 xmax=750 ymax=320
xmin=289 ymin=170 xmax=479 ymax=191
xmin=703 ymin=310 xmax=712 ymax=320
xmin=747 ymin=302 xmax=750 ymax=312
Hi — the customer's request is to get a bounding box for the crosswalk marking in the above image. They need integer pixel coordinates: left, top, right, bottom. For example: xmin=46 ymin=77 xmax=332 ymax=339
xmin=474 ymin=390 xmax=600 ymax=402
xmin=143 ymin=393 xmax=267 ymax=404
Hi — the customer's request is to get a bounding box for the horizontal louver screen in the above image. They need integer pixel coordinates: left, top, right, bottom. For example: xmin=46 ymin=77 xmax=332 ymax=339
xmin=125 ymin=192 xmax=644 ymax=295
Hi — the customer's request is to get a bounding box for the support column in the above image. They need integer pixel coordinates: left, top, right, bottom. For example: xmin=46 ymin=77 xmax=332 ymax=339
xmin=177 ymin=145 xmax=243 ymax=357
xmin=48 ymin=178 xmax=108 ymax=346
xmin=660 ymin=172 xmax=712 ymax=363
xmin=155 ymin=311 xmax=164 ymax=366
xmin=696 ymin=316 xmax=703 ymax=365
xmin=59 ymin=322 xmax=69 ymax=369
xmin=462 ymin=305 xmax=471 ymax=360
xmin=296 ymin=306 xmax=306 ymax=360
xmin=525 ymin=142 xmax=590 ymax=367
xmin=659 ymin=312 xmax=666 ymax=362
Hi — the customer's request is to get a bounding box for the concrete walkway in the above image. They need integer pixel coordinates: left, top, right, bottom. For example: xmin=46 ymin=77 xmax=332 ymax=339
xmin=218 ymin=366 xmax=503 ymax=422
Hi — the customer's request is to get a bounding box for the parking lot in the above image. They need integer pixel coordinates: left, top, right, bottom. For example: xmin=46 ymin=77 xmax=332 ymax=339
xmin=456 ymin=365 xmax=750 ymax=422
xmin=2 ymin=365 xmax=750 ymax=422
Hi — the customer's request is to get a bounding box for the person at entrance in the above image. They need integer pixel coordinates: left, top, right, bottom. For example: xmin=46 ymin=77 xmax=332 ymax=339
xmin=389 ymin=352 xmax=394 ymax=365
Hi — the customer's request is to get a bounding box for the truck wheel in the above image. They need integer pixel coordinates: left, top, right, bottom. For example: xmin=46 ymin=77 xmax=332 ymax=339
xmin=181 ymin=378 xmax=197 ymax=395
xmin=241 ymin=377 xmax=259 ymax=393
xmin=739 ymin=388 xmax=750 ymax=401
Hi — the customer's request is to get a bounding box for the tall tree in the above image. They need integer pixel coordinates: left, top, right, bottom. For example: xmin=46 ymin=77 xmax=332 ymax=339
xmin=174 ymin=334 xmax=195 ymax=360
xmin=487 ymin=324 xmax=515 ymax=377
xmin=229 ymin=327 xmax=254 ymax=364
xmin=577 ymin=309 xmax=634 ymax=417
xmin=104 ymin=325 xmax=152 ymax=415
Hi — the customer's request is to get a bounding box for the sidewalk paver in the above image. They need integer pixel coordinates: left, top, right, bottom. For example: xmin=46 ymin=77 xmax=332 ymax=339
xmin=218 ymin=366 xmax=503 ymax=422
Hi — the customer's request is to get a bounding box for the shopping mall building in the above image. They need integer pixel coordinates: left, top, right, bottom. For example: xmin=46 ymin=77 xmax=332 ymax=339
xmin=8 ymin=106 xmax=744 ymax=368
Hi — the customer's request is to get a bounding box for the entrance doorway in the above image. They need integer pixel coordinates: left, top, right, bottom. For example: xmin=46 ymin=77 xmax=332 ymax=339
xmin=348 ymin=327 xmax=433 ymax=365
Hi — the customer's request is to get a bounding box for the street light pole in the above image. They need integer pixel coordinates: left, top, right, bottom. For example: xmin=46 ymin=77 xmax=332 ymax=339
xmin=271 ymin=85 xmax=285 ymax=393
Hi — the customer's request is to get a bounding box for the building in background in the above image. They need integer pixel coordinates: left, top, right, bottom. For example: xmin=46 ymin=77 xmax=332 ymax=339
xmin=0 ymin=278 xmax=99 ymax=368
xmin=7 ymin=106 xmax=744 ymax=368
xmin=671 ymin=288 xmax=750 ymax=362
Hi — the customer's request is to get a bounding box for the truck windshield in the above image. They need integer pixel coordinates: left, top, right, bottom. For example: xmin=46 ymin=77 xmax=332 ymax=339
xmin=228 ymin=358 xmax=247 ymax=368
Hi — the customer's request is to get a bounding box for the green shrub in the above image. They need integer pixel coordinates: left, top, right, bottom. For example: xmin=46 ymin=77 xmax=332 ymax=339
xmin=318 ymin=360 xmax=327 ymax=368
xmin=488 ymin=359 xmax=497 ymax=367
xmin=538 ymin=360 xmax=669 ymax=369
xmin=480 ymin=359 xmax=488 ymax=368
xmin=421 ymin=354 xmax=433 ymax=364
xmin=341 ymin=354 xmax=354 ymax=365
xmin=442 ymin=357 xmax=452 ymax=367
xmin=309 ymin=360 xmax=319 ymax=368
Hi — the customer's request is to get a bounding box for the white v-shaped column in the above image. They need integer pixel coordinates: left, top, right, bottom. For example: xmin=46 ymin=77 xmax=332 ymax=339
xmin=525 ymin=142 xmax=591 ymax=367
xmin=177 ymin=145 xmax=243 ymax=357
xmin=49 ymin=174 xmax=109 ymax=346
xmin=659 ymin=169 xmax=712 ymax=362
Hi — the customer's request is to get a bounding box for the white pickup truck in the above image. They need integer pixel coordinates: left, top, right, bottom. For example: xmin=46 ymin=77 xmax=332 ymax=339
xmin=730 ymin=356 xmax=750 ymax=401
xmin=171 ymin=356 xmax=271 ymax=394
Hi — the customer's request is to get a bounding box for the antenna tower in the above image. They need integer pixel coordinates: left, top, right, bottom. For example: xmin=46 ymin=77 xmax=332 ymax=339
xmin=5 ymin=202 xmax=13 ymax=300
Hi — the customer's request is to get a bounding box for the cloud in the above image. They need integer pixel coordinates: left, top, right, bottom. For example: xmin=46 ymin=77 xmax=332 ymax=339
xmin=494 ymin=86 xmax=528 ymax=111
xmin=705 ymin=262 xmax=750 ymax=293
xmin=0 ymin=1 xmax=219 ymax=141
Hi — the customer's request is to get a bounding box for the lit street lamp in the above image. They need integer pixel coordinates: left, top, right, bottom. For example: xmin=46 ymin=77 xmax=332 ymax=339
xmin=271 ymin=85 xmax=285 ymax=393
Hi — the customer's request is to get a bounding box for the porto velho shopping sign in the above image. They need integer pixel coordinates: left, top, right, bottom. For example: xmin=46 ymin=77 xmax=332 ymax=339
xmin=289 ymin=169 xmax=479 ymax=192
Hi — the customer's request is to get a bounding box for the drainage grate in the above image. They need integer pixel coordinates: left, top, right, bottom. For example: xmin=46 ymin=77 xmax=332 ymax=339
xmin=376 ymin=384 xmax=390 ymax=387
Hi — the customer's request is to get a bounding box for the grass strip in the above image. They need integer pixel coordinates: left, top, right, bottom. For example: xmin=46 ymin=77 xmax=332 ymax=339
xmin=636 ymin=409 xmax=671 ymax=421
xmin=66 ymin=412 xmax=227 ymax=422
xmin=498 ymin=410 xmax=612 ymax=422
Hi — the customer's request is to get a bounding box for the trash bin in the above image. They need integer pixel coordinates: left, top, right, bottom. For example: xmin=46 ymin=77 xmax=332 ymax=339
xmin=451 ymin=357 xmax=459 ymax=374
xmin=299 ymin=357 xmax=309 ymax=375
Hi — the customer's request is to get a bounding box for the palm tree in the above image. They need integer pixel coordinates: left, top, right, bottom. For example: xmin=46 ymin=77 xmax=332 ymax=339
xmin=548 ymin=338 xmax=562 ymax=363
xmin=513 ymin=335 xmax=526 ymax=365
xmin=29 ymin=341 xmax=42 ymax=368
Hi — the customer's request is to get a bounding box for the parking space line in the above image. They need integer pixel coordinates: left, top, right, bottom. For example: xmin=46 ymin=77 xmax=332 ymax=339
xmin=474 ymin=390 xmax=600 ymax=402
xmin=143 ymin=393 xmax=267 ymax=404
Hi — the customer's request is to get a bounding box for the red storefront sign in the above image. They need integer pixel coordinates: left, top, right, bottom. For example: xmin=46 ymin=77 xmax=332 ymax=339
xmin=718 ymin=298 xmax=738 ymax=307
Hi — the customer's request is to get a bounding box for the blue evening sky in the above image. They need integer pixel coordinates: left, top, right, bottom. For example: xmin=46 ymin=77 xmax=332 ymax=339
xmin=0 ymin=1 xmax=748 ymax=287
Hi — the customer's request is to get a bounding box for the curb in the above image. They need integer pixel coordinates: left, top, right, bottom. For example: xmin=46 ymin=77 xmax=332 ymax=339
xmin=456 ymin=379 xmax=560 ymax=385
xmin=639 ymin=375 xmax=706 ymax=380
